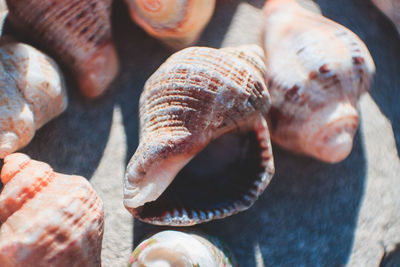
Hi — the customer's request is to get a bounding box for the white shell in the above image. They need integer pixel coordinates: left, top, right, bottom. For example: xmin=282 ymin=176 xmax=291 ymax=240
xmin=0 ymin=39 xmax=67 ymax=158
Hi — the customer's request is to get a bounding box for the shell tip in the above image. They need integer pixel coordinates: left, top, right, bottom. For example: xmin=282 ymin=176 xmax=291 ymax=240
xmin=78 ymin=42 xmax=119 ymax=98
xmin=1 ymin=153 xmax=31 ymax=184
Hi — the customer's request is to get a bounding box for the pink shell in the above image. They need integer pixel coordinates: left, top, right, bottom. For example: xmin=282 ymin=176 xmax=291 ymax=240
xmin=262 ymin=0 xmax=375 ymax=163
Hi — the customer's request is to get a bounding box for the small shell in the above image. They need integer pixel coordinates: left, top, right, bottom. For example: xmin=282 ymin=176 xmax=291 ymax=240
xmin=0 ymin=153 xmax=104 ymax=267
xmin=0 ymin=39 xmax=67 ymax=158
xmin=128 ymin=230 xmax=235 ymax=267
xmin=372 ymin=0 xmax=400 ymax=32
xmin=6 ymin=0 xmax=119 ymax=98
xmin=124 ymin=45 xmax=275 ymax=226
xmin=125 ymin=0 xmax=216 ymax=49
xmin=262 ymin=0 xmax=375 ymax=163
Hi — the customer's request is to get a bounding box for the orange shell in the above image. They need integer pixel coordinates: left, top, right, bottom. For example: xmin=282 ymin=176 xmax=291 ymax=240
xmin=0 ymin=153 xmax=104 ymax=267
xmin=125 ymin=0 xmax=216 ymax=49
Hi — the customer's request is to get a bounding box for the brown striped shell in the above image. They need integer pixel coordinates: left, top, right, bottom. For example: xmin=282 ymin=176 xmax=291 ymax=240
xmin=6 ymin=0 xmax=119 ymax=98
xmin=125 ymin=0 xmax=215 ymax=49
xmin=0 ymin=153 xmax=104 ymax=267
xmin=124 ymin=45 xmax=275 ymax=226
xmin=262 ymin=0 xmax=375 ymax=163
xmin=372 ymin=0 xmax=400 ymax=31
xmin=0 ymin=38 xmax=67 ymax=158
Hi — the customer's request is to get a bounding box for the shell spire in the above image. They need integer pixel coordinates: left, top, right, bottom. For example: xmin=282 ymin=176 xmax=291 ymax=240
xmin=0 ymin=153 xmax=104 ymax=267
xmin=6 ymin=0 xmax=119 ymax=98
xmin=124 ymin=45 xmax=275 ymax=226
xmin=0 ymin=39 xmax=67 ymax=158
xmin=125 ymin=0 xmax=216 ymax=49
xmin=262 ymin=0 xmax=375 ymax=163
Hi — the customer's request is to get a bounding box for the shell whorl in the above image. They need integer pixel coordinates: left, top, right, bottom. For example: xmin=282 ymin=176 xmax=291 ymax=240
xmin=0 ymin=40 xmax=67 ymax=159
xmin=125 ymin=45 xmax=274 ymax=225
xmin=6 ymin=0 xmax=119 ymax=98
xmin=0 ymin=153 xmax=104 ymax=267
xmin=128 ymin=231 xmax=234 ymax=266
xmin=125 ymin=0 xmax=216 ymax=49
xmin=262 ymin=0 xmax=375 ymax=163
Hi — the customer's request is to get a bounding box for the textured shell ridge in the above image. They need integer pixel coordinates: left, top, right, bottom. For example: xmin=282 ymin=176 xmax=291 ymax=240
xmin=124 ymin=45 xmax=274 ymax=225
xmin=0 ymin=153 xmax=104 ymax=267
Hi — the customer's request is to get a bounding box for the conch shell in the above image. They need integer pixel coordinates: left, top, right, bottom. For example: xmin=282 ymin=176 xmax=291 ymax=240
xmin=372 ymin=0 xmax=400 ymax=32
xmin=128 ymin=230 xmax=235 ymax=267
xmin=0 ymin=39 xmax=67 ymax=159
xmin=0 ymin=153 xmax=104 ymax=267
xmin=124 ymin=45 xmax=275 ymax=226
xmin=124 ymin=0 xmax=216 ymax=49
xmin=262 ymin=0 xmax=375 ymax=163
xmin=6 ymin=0 xmax=119 ymax=98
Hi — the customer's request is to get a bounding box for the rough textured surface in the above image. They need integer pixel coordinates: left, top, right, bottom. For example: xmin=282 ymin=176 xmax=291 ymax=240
xmin=0 ymin=0 xmax=399 ymax=266
xmin=124 ymin=45 xmax=274 ymax=226
xmin=0 ymin=153 xmax=104 ymax=267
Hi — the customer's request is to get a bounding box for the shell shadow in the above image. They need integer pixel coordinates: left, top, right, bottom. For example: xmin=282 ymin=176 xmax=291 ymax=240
xmin=0 ymin=17 xmax=115 ymax=179
xmin=131 ymin=122 xmax=367 ymax=266
xmin=196 ymin=129 xmax=366 ymax=266
xmin=316 ymin=0 xmax=400 ymax=158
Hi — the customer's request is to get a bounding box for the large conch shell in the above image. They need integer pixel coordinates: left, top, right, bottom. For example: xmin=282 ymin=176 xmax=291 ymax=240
xmin=0 ymin=153 xmax=104 ymax=267
xmin=124 ymin=45 xmax=275 ymax=226
xmin=128 ymin=230 xmax=235 ymax=267
xmin=262 ymin=0 xmax=375 ymax=163
xmin=0 ymin=39 xmax=67 ymax=158
xmin=6 ymin=0 xmax=119 ymax=98
xmin=124 ymin=0 xmax=216 ymax=49
xmin=372 ymin=0 xmax=400 ymax=32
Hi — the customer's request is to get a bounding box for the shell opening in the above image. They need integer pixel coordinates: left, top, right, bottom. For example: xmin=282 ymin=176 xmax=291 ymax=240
xmin=127 ymin=117 xmax=274 ymax=226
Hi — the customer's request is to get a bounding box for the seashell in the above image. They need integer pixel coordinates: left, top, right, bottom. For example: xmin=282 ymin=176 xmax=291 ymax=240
xmin=372 ymin=0 xmax=400 ymax=32
xmin=0 ymin=153 xmax=104 ymax=267
xmin=128 ymin=230 xmax=235 ymax=267
xmin=124 ymin=0 xmax=216 ymax=49
xmin=6 ymin=0 xmax=119 ymax=98
xmin=262 ymin=0 xmax=375 ymax=163
xmin=0 ymin=38 xmax=67 ymax=159
xmin=124 ymin=45 xmax=275 ymax=226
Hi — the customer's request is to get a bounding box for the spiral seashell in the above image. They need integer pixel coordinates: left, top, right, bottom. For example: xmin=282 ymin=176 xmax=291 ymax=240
xmin=124 ymin=45 xmax=275 ymax=226
xmin=262 ymin=0 xmax=375 ymax=163
xmin=0 ymin=39 xmax=67 ymax=158
xmin=372 ymin=0 xmax=400 ymax=32
xmin=6 ymin=0 xmax=119 ymax=98
xmin=128 ymin=230 xmax=235 ymax=267
xmin=0 ymin=153 xmax=104 ymax=267
xmin=125 ymin=0 xmax=216 ymax=49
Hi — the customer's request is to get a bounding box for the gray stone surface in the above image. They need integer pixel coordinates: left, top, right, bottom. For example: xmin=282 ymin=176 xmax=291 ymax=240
xmin=1 ymin=0 xmax=399 ymax=266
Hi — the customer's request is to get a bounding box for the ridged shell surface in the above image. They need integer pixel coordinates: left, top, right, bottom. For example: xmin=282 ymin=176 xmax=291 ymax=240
xmin=124 ymin=45 xmax=274 ymax=225
xmin=125 ymin=0 xmax=216 ymax=49
xmin=128 ymin=231 xmax=235 ymax=267
xmin=0 ymin=153 xmax=104 ymax=267
xmin=6 ymin=0 xmax=119 ymax=98
xmin=0 ymin=39 xmax=67 ymax=158
xmin=262 ymin=0 xmax=375 ymax=163
xmin=372 ymin=0 xmax=400 ymax=31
